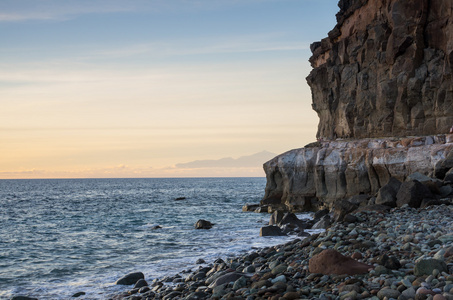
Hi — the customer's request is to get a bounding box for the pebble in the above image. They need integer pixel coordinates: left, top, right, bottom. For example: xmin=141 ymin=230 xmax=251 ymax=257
xmin=109 ymin=205 xmax=453 ymax=300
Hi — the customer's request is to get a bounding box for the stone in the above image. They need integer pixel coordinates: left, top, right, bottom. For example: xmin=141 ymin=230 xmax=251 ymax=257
xmin=10 ymin=297 xmax=39 ymax=300
xmin=72 ymin=292 xmax=86 ymax=298
xmin=333 ymin=199 xmax=358 ymax=222
xmin=134 ymin=279 xmax=148 ymax=289
xmin=242 ymin=204 xmax=259 ymax=212
xmin=402 ymin=287 xmax=416 ymax=299
xmin=308 ymin=249 xmax=373 ymax=275
xmin=435 ymin=151 xmax=453 ymax=180
xmin=445 ymin=169 xmax=453 ymax=183
xmin=376 ymin=177 xmax=402 ymax=207
xmin=396 ymin=180 xmax=433 ymax=208
xmin=414 ymin=259 xmax=448 ymax=276
xmin=377 ymin=254 xmax=401 ymax=270
xmin=278 ymin=212 xmax=309 ymax=229
xmin=209 ymin=272 xmax=243 ymax=288
xmin=232 ymin=276 xmax=247 ymax=290
xmin=194 ymin=219 xmax=213 ymax=229
xmin=260 ymin=225 xmax=286 ymax=237
xmin=377 ymin=288 xmax=401 ymax=299
xmin=312 ymin=215 xmax=331 ymax=229
xmin=115 ymin=272 xmax=145 ymax=285
xmin=269 ymin=210 xmax=285 ymax=225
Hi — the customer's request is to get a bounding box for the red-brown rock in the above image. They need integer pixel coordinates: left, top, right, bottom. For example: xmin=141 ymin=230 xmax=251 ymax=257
xmin=309 ymin=249 xmax=373 ymax=275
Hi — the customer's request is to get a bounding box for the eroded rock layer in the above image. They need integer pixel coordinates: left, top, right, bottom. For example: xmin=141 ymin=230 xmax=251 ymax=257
xmin=262 ymin=135 xmax=453 ymax=211
xmin=308 ymin=0 xmax=453 ymax=139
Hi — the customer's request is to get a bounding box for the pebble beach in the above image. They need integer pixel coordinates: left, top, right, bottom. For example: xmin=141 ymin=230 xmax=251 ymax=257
xmin=102 ymin=203 xmax=453 ymax=300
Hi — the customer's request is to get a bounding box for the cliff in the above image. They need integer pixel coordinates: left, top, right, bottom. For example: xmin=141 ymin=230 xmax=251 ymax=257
xmin=262 ymin=135 xmax=453 ymax=211
xmin=260 ymin=0 xmax=453 ymax=212
xmin=308 ymin=0 xmax=453 ymax=139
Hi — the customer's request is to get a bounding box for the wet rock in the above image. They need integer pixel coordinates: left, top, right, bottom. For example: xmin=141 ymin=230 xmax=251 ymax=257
xmin=116 ymin=272 xmax=145 ymax=285
xmin=11 ymin=297 xmax=39 ymax=300
xmin=309 ymin=249 xmax=373 ymax=275
xmin=312 ymin=214 xmax=331 ymax=229
xmin=269 ymin=210 xmax=285 ymax=225
xmin=194 ymin=219 xmax=213 ymax=229
xmin=72 ymin=292 xmax=86 ymax=298
xmin=133 ymin=279 xmax=148 ymax=289
xmin=242 ymin=204 xmax=260 ymax=212
xmin=260 ymin=225 xmax=286 ymax=237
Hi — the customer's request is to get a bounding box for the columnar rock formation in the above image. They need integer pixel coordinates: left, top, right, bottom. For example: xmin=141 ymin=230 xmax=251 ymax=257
xmin=262 ymin=135 xmax=453 ymax=211
xmin=308 ymin=0 xmax=453 ymax=139
xmin=261 ymin=0 xmax=453 ymax=212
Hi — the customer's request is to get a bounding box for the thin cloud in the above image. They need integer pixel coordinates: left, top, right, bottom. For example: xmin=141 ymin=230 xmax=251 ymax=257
xmin=0 ymin=0 xmax=284 ymax=23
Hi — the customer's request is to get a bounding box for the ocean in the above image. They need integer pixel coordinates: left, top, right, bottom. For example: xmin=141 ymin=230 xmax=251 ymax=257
xmin=0 ymin=178 xmax=313 ymax=299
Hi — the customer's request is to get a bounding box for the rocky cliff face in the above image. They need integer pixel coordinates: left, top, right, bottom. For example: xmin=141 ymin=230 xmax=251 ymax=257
xmin=261 ymin=0 xmax=453 ymax=212
xmin=308 ymin=0 xmax=453 ymax=139
xmin=262 ymin=135 xmax=453 ymax=211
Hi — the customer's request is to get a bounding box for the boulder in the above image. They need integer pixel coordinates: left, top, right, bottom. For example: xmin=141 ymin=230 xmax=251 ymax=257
xmin=194 ymin=219 xmax=213 ymax=229
xmin=10 ymin=297 xmax=38 ymax=300
xmin=260 ymin=225 xmax=286 ymax=237
xmin=208 ymin=272 xmax=244 ymax=288
xmin=115 ymin=272 xmax=145 ymax=285
xmin=396 ymin=180 xmax=433 ymax=208
xmin=278 ymin=212 xmax=309 ymax=229
xmin=435 ymin=151 xmax=453 ymax=179
xmin=242 ymin=204 xmax=259 ymax=212
xmin=375 ymin=177 xmax=402 ymax=207
xmin=377 ymin=254 xmax=401 ymax=270
xmin=333 ymin=199 xmax=358 ymax=222
xmin=269 ymin=210 xmax=285 ymax=225
xmin=414 ymin=259 xmax=448 ymax=276
xmin=134 ymin=279 xmax=148 ymax=289
xmin=445 ymin=168 xmax=453 ymax=183
xmin=312 ymin=214 xmax=331 ymax=229
xmin=308 ymin=249 xmax=373 ymax=275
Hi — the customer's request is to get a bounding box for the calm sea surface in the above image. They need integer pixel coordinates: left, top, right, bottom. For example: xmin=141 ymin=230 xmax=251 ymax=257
xmin=0 ymin=178 xmax=310 ymax=299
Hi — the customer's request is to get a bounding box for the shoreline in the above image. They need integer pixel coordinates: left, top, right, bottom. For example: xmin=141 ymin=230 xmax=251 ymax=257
xmin=103 ymin=204 xmax=453 ymax=300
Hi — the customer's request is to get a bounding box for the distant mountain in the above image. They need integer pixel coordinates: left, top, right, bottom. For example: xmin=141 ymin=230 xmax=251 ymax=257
xmin=175 ymin=151 xmax=277 ymax=169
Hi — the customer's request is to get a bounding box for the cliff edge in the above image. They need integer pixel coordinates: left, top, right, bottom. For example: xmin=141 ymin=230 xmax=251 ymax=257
xmin=308 ymin=0 xmax=453 ymax=139
xmin=261 ymin=0 xmax=453 ymax=212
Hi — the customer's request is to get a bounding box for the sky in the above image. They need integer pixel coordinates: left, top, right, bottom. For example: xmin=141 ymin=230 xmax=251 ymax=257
xmin=0 ymin=0 xmax=339 ymax=179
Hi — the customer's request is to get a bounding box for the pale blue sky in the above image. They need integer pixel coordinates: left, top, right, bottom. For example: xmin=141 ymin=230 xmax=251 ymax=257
xmin=1 ymin=0 xmax=339 ymax=178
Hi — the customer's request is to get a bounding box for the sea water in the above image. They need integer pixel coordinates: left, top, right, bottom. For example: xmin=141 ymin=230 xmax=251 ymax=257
xmin=0 ymin=178 xmax=314 ymax=299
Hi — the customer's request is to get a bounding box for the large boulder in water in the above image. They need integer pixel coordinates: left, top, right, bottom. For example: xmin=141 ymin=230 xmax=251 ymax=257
xmin=194 ymin=219 xmax=213 ymax=229
xmin=260 ymin=225 xmax=285 ymax=236
xmin=115 ymin=272 xmax=145 ymax=285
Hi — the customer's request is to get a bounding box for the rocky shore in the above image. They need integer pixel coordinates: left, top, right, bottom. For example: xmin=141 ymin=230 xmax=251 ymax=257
xmin=102 ymin=202 xmax=453 ymax=300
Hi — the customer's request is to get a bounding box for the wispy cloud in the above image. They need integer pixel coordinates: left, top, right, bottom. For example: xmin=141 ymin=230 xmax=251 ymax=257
xmin=0 ymin=0 xmax=282 ymax=22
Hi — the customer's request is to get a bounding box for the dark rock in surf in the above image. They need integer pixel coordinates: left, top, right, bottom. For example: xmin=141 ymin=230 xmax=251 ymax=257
xmin=260 ymin=225 xmax=286 ymax=236
xmin=194 ymin=219 xmax=213 ymax=229
xmin=10 ymin=297 xmax=38 ymax=300
xmin=72 ymin=292 xmax=86 ymax=298
xmin=175 ymin=197 xmax=186 ymax=201
xmin=115 ymin=271 xmax=145 ymax=285
xmin=134 ymin=278 xmax=148 ymax=289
